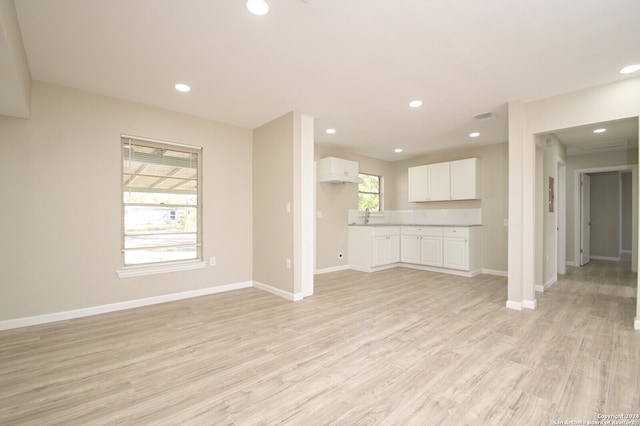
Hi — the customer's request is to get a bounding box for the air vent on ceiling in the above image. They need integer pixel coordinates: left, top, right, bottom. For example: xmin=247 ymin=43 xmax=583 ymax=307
xmin=473 ymin=112 xmax=497 ymax=120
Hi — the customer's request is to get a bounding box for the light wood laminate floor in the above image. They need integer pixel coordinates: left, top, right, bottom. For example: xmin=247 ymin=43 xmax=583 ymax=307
xmin=1 ymin=258 xmax=638 ymax=425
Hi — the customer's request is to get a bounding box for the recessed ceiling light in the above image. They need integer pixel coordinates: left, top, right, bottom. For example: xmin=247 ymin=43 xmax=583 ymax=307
xmin=246 ymin=0 xmax=270 ymax=15
xmin=394 ymin=148 xmax=403 ymax=153
xmin=174 ymin=83 xmax=191 ymax=92
xmin=620 ymin=64 xmax=640 ymax=74
xmin=593 ymin=128 xmax=607 ymax=133
xmin=326 ymin=128 xmax=336 ymax=134
xmin=469 ymin=132 xmax=480 ymax=138
xmin=409 ymin=100 xmax=423 ymax=108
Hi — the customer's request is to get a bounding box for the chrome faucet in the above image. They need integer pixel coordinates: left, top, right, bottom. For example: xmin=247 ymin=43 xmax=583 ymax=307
xmin=364 ymin=208 xmax=370 ymax=224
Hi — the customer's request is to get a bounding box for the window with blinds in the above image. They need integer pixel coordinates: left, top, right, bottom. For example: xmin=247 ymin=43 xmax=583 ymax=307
xmin=122 ymin=136 xmax=202 ymax=266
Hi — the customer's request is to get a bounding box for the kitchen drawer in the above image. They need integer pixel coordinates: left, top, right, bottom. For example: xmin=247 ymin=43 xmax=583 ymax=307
xmin=371 ymin=226 xmax=400 ymax=237
xmin=401 ymin=226 xmax=443 ymax=237
xmin=443 ymin=227 xmax=469 ymax=238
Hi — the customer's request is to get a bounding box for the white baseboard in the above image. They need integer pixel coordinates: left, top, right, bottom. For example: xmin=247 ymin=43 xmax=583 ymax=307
xmin=566 ymin=261 xmax=578 ymax=267
xmin=544 ymin=277 xmax=557 ymax=290
xmin=590 ymin=255 xmax=621 ymax=261
xmin=253 ymin=281 xmax=303 ymax=301
xmin=506 ymin=299 xmax=537 ymax=310
xmin=481 ymin=268 xmax=508 ymax=277
xmin=536 ymin=277 xmax=557 ymax=293
xmin=349 ymin=264 xmax=398 ymax=273
xmin=314 ymin=265 xmax=350 ymax=275
xmin=0 ymin=281 xmax=253 ymax=331
xmin=635 ymin=318 xmax=640 ymax=331
xmin=400 ymin=263 xmax=480 ymax=278
xmin=506 ymin=300 xmax=523 ymax=311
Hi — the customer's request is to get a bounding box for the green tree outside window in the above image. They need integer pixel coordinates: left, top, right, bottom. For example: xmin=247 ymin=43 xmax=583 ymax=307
xmin=358 ymin=173 xmax=381 ymax=211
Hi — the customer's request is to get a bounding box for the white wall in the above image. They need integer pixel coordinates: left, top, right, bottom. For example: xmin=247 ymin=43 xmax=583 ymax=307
xmin=314 ymin=145 xmax=393 ymax=272
xmin=393 ymin=143 xmax=509 ymax=274
xmin=622 ymin=172 xmax=633 ymax=252
xmin=565 ymin=149 xmax=638 ymax=264
xmin=0 ymin=81 xmax=254 ymax=321
xmin=541 ymin=135 xmax=567 ymax=288
xmin=590 ymin=172 xmax=622 ymax=259
xmin=315 ymin=142 xmax=509 ymax=274
xmin=253 ymin=113 xmax=295 ymax=294
xmin=253 ymin=112 xmax=314 ymax=299
xmin=508 ymin=77 xmax=640 ymax=328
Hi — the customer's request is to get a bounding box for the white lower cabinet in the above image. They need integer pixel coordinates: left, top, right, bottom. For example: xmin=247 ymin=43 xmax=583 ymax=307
xmin=420 ymin=236 xmax=444 ymax=266
xmin=348 ymin=226 xmax=400 ymax=271
xmin=443 ymin=236 xmax=469 ymax=270
xmin=400 ymin=226 xmax=481 ymax=275
xmin=372 ymin=234 xmax=400 ymax=267
xmin=350 ymin=225 xmax=480 ymax=275
xmin=401 ymin=227 xmax=443 ymax=266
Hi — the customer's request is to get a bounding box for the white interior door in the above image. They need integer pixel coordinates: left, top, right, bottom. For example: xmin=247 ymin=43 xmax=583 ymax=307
xmin=580 ymin=174 xmax=591 ymax=266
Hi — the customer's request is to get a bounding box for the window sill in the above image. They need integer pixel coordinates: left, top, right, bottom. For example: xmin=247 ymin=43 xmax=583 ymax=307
xmin=116 ymin=261 xmax=207 ymax=278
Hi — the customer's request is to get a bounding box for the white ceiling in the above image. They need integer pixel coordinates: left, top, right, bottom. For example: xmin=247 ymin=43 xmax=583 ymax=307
xmin=10 ymin=0 xmax=640 ymax=161
xmin=552 ymin=117 xmax=638 ymax=156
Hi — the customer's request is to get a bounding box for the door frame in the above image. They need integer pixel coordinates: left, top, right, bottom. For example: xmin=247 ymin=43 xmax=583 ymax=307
xmin=580 ymin=173 xmax=591 ymax=266
xmin=573 ymin=164 xmax=637 ymax=271
xmin=557 ymin=159 xmax=567 ymax=274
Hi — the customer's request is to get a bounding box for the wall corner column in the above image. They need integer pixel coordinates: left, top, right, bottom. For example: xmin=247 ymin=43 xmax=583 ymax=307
xmin=293 ymin=112 xmax=315 ymax=298
xmin=507 ymin=100 xmax=537 ymax=310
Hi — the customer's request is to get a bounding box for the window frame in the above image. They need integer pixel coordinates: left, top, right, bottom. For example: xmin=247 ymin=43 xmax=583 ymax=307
xmin=358 ymin=172 xmax=383 ymax=212
xmin=117 ymin=135 xmax=204 ymax=277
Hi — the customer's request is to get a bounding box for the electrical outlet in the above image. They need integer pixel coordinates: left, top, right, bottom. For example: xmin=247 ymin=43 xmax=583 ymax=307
xmin=209 ymin=257 xmax=216 ymax=266
xmin=286 ymin=258 xmax=291 ymax=269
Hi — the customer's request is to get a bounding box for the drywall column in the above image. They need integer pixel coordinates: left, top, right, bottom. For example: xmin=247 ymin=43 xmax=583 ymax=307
xmin=253 ymin=111 xmax=314 ymax=301
xmin=293 ymin=113 xmax=315 ymax=297
xmin=253 ymin=113 xmax=296 ymax=298
xmin=507 ymin=100 xmax=537 ymax=310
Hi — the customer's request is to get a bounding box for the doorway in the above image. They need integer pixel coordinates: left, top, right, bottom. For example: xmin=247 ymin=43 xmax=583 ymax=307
xmin=574 ymin=166 xmax=637 ymax=272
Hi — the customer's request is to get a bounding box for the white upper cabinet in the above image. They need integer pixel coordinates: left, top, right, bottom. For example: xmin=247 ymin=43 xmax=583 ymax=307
xmin=408 ymin=158 xmax=480 ymax=202
xmin=317 ymin=157 xmax=363 ymax=184
xmin=427 ymin=162 xmax=450 ymax=201
xmin=408 ymin=162 xmax=450 ymax=202
xmin=408 ymin=165 xmax=429 ymax=202
xmin=450 ymin=158 xmax=480 ymax=200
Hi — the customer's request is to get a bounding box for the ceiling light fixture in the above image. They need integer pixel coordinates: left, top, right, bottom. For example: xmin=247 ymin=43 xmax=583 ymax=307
xmin=394 ymin=148 xmax=403 ymax=153
xmin=326 ymin=128 xmax=336 ymax=134
xmin=593 ymin=128 xmax=607 ymax=133
xmin=246 ymin=0 xmax=270 ymax=15
xmin=409 ymin=100 xmax=423 ymax=108
xmin=620 ymin=64 xmax=640 ymax=74
xmin=174 ymin=83 xmax=191 ymax=92
xmin=469 ymin=132 xmax=480 ymax=138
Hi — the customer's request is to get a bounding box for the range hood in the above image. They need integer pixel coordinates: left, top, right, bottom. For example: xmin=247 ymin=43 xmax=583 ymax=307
xmin=318 ymin=173 xmax=363 ymax=184
xmin=317 ymin=157 xmax=363 ymax=184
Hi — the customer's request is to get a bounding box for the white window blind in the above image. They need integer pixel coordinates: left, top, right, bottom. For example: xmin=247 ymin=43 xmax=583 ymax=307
xmin=122 ymin=136 xmax=202 ymax=266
